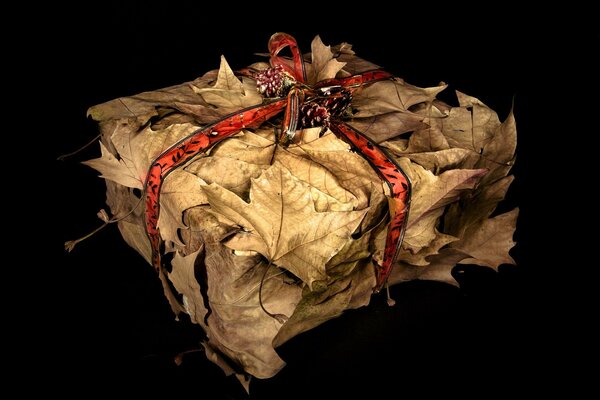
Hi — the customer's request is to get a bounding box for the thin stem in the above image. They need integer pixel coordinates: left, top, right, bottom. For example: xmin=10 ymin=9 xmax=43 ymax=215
xmin=174 ymin=348 xmax=204 ymax=366
xmin=258 ymin=261 xmax=288 ymax=324
xmin=64 ymin=223 xmax=109 ymax=252
xmin=57 ymin=133 xmax=101 ymax=161
xmin=64 ymin=194 xmax=144 ymax=252
xmin=385 ymin=282 xmax=396 ymax=307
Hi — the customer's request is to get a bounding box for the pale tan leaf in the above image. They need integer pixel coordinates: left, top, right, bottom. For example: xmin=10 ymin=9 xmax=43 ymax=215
xmin=451 ymin=208 xmax=519 ymax=269
xmin=202 ymin=341 xmax=250 ymax=392
xmin=359 ymin=183 xmax=388 ymax=233
xmin=194 ymin=56 xmax=262 ymax=110
xmin=183 ymin=130 xmax=277 ymax=199
xmin=273 ymin=260 xmax=374 ymax=348
xmin=147 ymin=111 xmax=196 ymax=130
xmin=275 ymin=147 xmax=359 ymax=211
xmin=178 ymin=210 xmax=303 ymax=379
xmin=403 ymin=207 xmax=446 ymax=250
xmin=213 ymin=55 xmax=245 ymax=92
xmin=180 ymin=207 xmax=237 ymax=254
xmin=432 ymin=94 xmax=516 ymax=186
xmin=398 ymin=159 xmax=488 ymax=232
xmin=399 ymin=231 xmax=458 ymax=266
xmin=372 ymin=160 xmax=487 ymax=263
xmin=465 ymin=107 xmax=517 ymax=188
xmin=83 ymin=141 xmax=143 ymax=189
xmin=117 ymin=219 xmax=152 ymax=264
xmin=384 ymin=114 xmax=450 ymax=154
xmin=102 ymin=180 xmax=151 ymax=263
xmin=135 ymin=123 xmax=199 ymax=164
xmin=187 ymin=157 xmax=265 ymax=199
xmin=481 ymin=108 xmax=516 ymax=166
xmin=203 ymin=249 xmax=302 ymax=379
xmin=159 ymin=268 xmax=187 ymax=317
xmin=169 ymin=248 xmax=209 ymax=329
xmin=352 ymin=80 xmax=447 ymax=117
xmin=348 ymin=111 xmax=428 ymax=144
xmin=412 ymin=100 xmax=452 ymax=118
xmin=203 ymin=163 xmax=368 ymax=288
xmin=171 ymin=101 xmax=226 ymax=122
xmin=445 ymin=175 xmax=515 ymax=238
xmin=288 ymin=132 xmax=381 ymax=209
xmin=210 ymin=129 xmax=276 ymax=164
xmin=327 ymin=229 xmax=374 ymax=271
xmin=441 ymin=102 xmax=500 ymax=152
xmin=332 ymin=42 xmax=381 ymax=75
xmin=87 ymin=70 xmax=218 ymax=124
xmin=331 ymin=42 xmax=355 ymax=55
xmin=308 ymin=35 xmax=346 ymax=84
xmin=456 ymin=90 xmax=489 ymax=107
xmin=157 ymin=170 xmax=208 ymax=246
xmin=274 ymin=279 xmax=352 ymax=347
xmin=95 ymin=122 xmax=198 ymax=190
xmin=389 ymin=248 xmax=469 ymax=287
xmin=401 ymin=148 xmax=479 ymax=173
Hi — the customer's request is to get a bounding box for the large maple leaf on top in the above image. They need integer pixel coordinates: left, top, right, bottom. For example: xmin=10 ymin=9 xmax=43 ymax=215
xmin=202 ymin=162 xmax=368 ymax=289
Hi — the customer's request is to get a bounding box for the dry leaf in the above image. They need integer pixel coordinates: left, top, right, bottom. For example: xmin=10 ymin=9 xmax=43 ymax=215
xmin=88 ymin=70 xmax=220 ymax=124
xmin=389 ymin=248 xmax=470 ymax=287
xmin=169 ymin=248 xmax=210 ymax=329
xmin=203 ymin=163 xmax=368 ymax=289
xmin=352 ymin=79 xmax=447 ymax=117
xmin=273 ymin=260 xmax=374 ymax=348
xmin=84 ymin=122 xmax=199 ymax=189
xmin=193 ymin=56 xmax=262 ymax=111
xmin=82 ymin=140 xmax=143 ymax=189
xmin=165 ymin=208 xmax=304 ymax=378
xmin=331 ymin=42 xmax=381 ymax=75
xmin=184 ymin=130 xmax=276 ymax=199
xmin=157 ymin=170 xmax=208 ymax=247
xmin=398 ymin=148 xmax=478 ymax=173
xmin=450 ymin=208 xmax=519 ymax=269
xmin=307 ymin=36 xmax=346 ymax=84
xmin=375 ymin=158 xmax=488 ymax=265
xmin=275 ymin=148 xmax=359 ymax=211
xmin=199 ymin=224 xmax=301 ymax=378
xmin=348 ymin=111 xmax=428 ymax=144
xmin=444 ymin=175 xmax=515 ymax=238
xmin=288 ymin=132 xmax=382 ymax=209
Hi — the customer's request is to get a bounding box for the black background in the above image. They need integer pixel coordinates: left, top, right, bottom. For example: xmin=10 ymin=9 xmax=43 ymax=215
xmin=30 ymin=2 xmax=596 ymax=398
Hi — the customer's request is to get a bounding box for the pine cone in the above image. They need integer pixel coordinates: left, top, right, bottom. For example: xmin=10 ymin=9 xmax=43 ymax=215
xmin=300 ymin=103 xmax=331 ymax=128
xmin=255 ymin=65 xmax=294 ymax=98
xmin=320 ymin=90 xmax=353 ymax=118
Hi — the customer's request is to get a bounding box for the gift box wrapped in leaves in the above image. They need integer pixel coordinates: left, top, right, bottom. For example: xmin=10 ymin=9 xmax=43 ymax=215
xmin=70 ymin=33 xmax=517 ymax=387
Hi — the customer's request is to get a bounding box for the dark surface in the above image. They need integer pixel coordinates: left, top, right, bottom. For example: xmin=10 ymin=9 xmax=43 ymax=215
xmin=32 ymin=3 xmax=595 ymax=397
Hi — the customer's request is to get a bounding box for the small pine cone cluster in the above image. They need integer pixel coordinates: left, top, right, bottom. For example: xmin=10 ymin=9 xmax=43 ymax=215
xmin=255 ymin=65 xmax=294 ymax=98
xmin=321 ymin=90 xmax=353 ymax=118
xmin=300 ymin=103 xmax=331 ymax=128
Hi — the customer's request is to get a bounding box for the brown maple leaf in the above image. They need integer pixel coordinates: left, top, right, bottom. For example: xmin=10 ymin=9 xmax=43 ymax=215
xmin=203 ymin=162 xmax=368 ymax=289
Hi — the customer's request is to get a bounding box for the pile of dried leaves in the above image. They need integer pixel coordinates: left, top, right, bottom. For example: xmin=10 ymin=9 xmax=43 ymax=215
xmin=79 ymin=36 xmax=517 ymax=386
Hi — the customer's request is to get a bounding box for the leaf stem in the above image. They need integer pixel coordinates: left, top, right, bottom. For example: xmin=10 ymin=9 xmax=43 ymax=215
xmin=258 ymin=261 xmax=288 ymax=324
xmin=64 ymin=222 xmax=109 ymax=252
xmin=64 ymin=194 xmax=144 ymax=252
xmin=57 ymin=133 xmax=101 ymax=161
xmin=385 ymin=282 xmax=396 ymax=307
